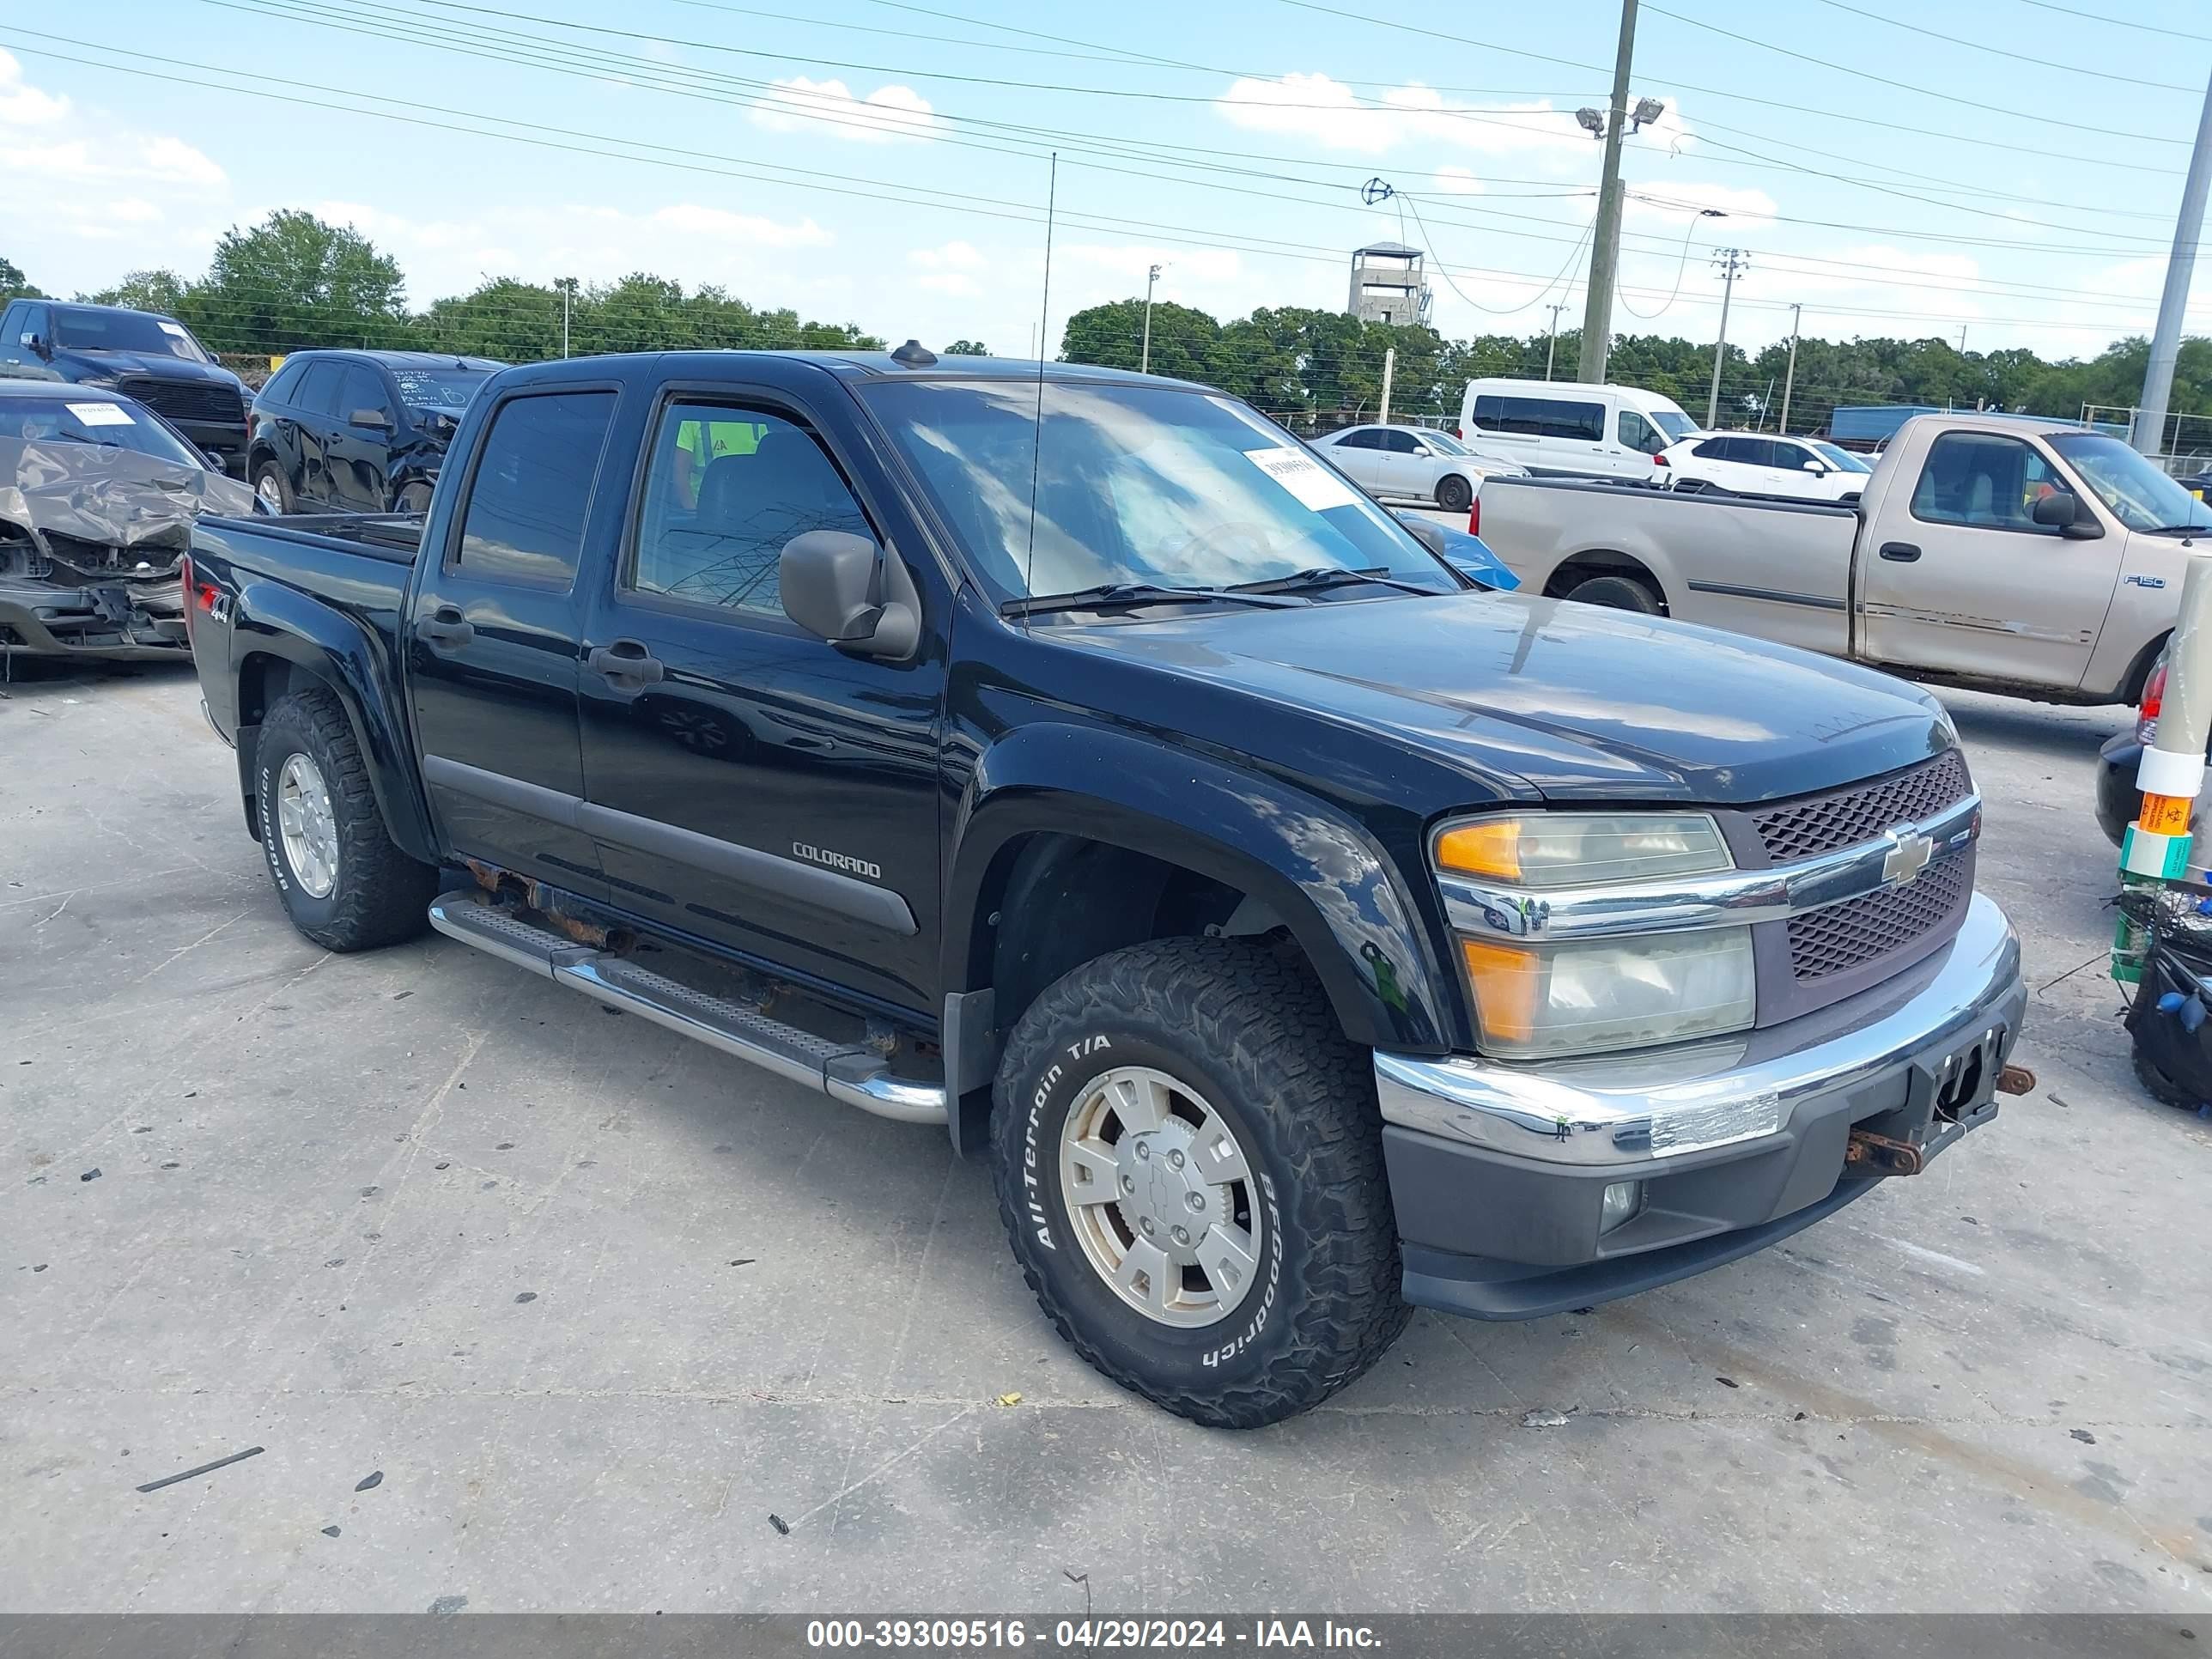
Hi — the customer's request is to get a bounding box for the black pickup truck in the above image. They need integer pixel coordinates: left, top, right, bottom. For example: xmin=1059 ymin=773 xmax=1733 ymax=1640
xmin=185 ymin=348 xmax=2028 ymax=1426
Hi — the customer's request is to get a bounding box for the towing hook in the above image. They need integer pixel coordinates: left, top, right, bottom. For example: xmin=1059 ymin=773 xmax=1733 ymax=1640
xmin=1996 ymin=1063 xmax=2036 ymax=1097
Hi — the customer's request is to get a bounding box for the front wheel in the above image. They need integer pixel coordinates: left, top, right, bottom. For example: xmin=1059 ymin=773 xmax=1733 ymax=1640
xmin=254 ymin=686 xmax=437 ymax=951
xmin=992 ymin=937 xmax=1408 ymax=1427
xmin=1435 ymin=473 xmax=1473 ymax=514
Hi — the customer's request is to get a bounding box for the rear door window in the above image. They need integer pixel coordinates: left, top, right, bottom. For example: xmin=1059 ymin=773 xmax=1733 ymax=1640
xmin=1334 ymin=429 xmax=1381 ymax=449
xmin=295 ymin=363 xmax=345 ymax=417
xmin=261 ymin=359 xmax=306 ymax=404
xmin=452 ymin=390 xmax=617 ymax=587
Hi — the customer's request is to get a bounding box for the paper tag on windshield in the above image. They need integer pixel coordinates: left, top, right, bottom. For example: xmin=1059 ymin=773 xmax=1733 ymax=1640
xmin=158 ymin=320 xmax=189 ymax=338
xmin=67 ymin=402 xmax=135 ymax=426
xmin=1244 ymin=446 xmax=1360 ymax=512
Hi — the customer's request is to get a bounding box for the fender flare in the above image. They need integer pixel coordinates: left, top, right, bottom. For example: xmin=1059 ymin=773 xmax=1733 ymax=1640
xmin=943 ymin=723 xmax=1457 ymax=1054
xmin=230 ymin=579 xmax=438 ymax=863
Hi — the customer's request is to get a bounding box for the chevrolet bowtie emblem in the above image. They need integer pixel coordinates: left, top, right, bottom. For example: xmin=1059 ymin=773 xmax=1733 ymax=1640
xmin=1882 ymin=831 xmax=1934 ymax=884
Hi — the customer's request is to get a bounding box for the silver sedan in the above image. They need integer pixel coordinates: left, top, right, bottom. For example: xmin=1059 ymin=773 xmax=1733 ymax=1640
xmin=1310 ymin=423 xmax=1528 ymax=512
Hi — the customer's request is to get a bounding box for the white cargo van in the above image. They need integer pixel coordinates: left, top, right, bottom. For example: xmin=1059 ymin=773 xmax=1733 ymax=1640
xmin=1456 ymin=380 xmax=1700 ymax=481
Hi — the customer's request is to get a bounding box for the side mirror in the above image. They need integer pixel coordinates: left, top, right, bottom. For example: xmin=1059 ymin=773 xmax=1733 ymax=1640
xmin=22 ymin=331 xmax=46 ymax=356
xmin=1802 ymin=459 xmax=1827 ymax=473
xmin=1411 ymin=443 xmax=1432 ymax=457
xmin=349 ymin=407 xmax=392 ymax=431
xmin=780 ymin=529 xmax=920 ymax=657
xmin=202 ymin=448 xmax=228 ymax=472
xmin=1395 ymin=514 xmax=1447 ymax=557
xmin=2033 ymin=490 xmax=2102 ymax=538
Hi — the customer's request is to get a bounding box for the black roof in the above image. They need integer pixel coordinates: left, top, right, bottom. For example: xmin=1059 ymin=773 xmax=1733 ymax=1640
xmin=653 ymin=349 xmax=1206 ymax=392
xmin=43 ymin=300 xmax=188 ymax=322
xmin=280 ymin=348 xmax=506 ymax=372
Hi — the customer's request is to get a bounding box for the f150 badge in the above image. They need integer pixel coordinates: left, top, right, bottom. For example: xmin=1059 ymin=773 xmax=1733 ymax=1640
xmin=2124 ymin=574 xmax=2166 ymax=589
xmin=793 ymin=842 xmax=882 ymax=881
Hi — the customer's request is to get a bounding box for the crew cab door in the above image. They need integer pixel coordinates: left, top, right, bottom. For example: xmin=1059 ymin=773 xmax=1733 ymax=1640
xmin=407 ymin=383 xmax=619 ymax=899
xmin=290 ymin=362 xmax=344 ymax=507
xmin=1858 ymin=428 xmax=2123 ymax=690
xmin=574 ymin=381 xmax=945 ymax=1014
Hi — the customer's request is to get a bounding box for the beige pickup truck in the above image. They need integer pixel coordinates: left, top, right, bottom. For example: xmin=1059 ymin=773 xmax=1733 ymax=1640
xmin=1476 ymin=411 xmax=2212 ymax=704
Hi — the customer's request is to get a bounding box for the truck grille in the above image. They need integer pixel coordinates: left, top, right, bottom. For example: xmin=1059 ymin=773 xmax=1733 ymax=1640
xmin=1787 ymin=850 xmax=1972 ymax=980
xmin=117 ymin=376 xmax=246 ymax=429
xmin=1751 ymin=749 xmax=1973 ymax=863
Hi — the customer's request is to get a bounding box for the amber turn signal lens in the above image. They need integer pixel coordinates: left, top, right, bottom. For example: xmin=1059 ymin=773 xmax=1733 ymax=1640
xmin=1435 ymin=819 xmax=1521 ymax=880
xmin=1458 ymin=938 xmax=1539 ymax=1042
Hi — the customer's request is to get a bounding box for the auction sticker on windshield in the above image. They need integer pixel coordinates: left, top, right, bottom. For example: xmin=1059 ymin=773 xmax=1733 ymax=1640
xmin=66 ymin=403 xmax=135 ymax=427
xmin=1243 ymin=446 xmax=1361 ymax=513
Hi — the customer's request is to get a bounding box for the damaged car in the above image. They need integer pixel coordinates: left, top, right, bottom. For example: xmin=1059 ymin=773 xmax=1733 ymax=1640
xmin=0 ymin=380 xmax=257 ymax=663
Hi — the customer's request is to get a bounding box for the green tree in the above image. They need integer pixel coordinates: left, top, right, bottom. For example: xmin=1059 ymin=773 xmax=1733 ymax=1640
xmin=1 ymin=254 xmax=42 ymax=306
xmin=418 ymin=276 xmax=564 ymax=362
xmin=186 ymin=210 xmax=410 ymax=354
xmin=944 ymin=338 xmax=988 ymax=356
xmin=1060 ymin=297 xmax=1221 ymax=383
xmin=78 ymin=269 xmax=191 ymax=315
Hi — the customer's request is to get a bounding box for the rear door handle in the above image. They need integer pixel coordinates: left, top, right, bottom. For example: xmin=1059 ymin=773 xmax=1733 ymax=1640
xmin=588 ymin=640 xmax=665 ymax=686
xmin=416 ymin=605 xmax=474 ymax=648
xmin=1879 ymin=542 xmax=1922 ymax=562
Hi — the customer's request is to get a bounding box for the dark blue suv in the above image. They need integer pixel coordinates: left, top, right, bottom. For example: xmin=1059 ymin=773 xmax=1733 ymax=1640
xmin=247 ymin=349 xmax=503 ymax=515
xmin=0 ymin=299 xmax=250 ymax=476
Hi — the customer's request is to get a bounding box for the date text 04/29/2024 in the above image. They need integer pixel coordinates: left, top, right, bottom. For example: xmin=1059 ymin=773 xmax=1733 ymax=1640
xmin=803 ymin=1621 xmax=1382 ymax=1650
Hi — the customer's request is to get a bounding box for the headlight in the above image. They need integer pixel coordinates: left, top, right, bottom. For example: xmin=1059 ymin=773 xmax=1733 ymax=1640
xmin=1435 ymin=811 xmax=1754 ymax=1058
xmin=1435 ymin=812 xmax=1730 ymax=888
xmin=1458 ymin=927 xmax=1755 ymax=1059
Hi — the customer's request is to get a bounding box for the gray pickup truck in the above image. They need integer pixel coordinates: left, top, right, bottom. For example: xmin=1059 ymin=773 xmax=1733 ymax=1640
xmin=1479 ymin=412 xmax=2211 ymax=706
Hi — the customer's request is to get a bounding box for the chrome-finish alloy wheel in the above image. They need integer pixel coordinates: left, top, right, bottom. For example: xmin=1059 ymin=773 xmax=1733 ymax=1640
xmin=276 ymin=752 xmax=339 ymax=898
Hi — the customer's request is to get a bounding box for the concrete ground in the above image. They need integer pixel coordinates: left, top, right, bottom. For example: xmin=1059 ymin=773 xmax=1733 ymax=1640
xmin=3 ymin=659 xmax=2209 ymax=1616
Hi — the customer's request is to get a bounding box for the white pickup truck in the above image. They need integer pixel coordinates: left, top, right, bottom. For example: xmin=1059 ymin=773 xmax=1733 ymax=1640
xmin=1477 ymin=411 xmax=2212 ymax=705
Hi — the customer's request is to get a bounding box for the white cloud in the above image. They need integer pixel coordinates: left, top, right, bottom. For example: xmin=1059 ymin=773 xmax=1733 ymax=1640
xmin=909 ymin=240 xmax=985 ymax=272
xmin=914 ymin=271 xmax=981 ymax=297
xmin=142 ymin=136 xmax=225 ymax=189
xmin=649 ymin=204 xmax=831 ymax=247
xmin=0 ymin=131 xmax=224 ymax=191
xmin=1215 ymin=73 xmax=1588 ymax=161
xmin=748 ymin=76 xmax=941 ymax=144
xmin=0 ymin=48 xmax=68 ymax=126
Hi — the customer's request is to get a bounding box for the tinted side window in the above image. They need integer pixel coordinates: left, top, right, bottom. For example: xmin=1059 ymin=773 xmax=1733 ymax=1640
xmin=453 ymin=391 xmax=617 ymax=586
xmin=295 ymin=362 xmax=345 ymax=417
xmin=1382 ymin=428 xmax=1420 ymax=453
xmin=1472 ymin=394 xmax=1509 ymax=430
xmin=629 ymin=402 xmax=868 ymax=619
xmin=1619 ymin=410 xmax=1661 ymax=453
xmin=1335 ymin=429 xmax=1381 ymax=449
xmin=339 ymin=365 xmax=392 ymax=426
xmin=1910 ymin=433 xmax=2058 ymax=532
xmin=20 ymin=303 xmax=49 ymax=343
xmin=0 ymin=302 xmax=19 ymax=339
xmin=261 ymin=359 xmax=305 ymax=404
xmin=1692 ymin=437 xmax=1731 ymax=459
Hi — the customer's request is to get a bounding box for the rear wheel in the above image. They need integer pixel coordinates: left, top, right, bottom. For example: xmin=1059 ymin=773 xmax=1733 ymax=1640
xmin=992 ymin=937 xmax=1407 ymax=1427
xmin=394 ymin=481 xmax=434 ymax=515
xmin=254 ymin=686 xmax=436 ymax=951
xmin=1565 ymin=572 xmax=1663 ymax=614
xmin=1435 ymin=473 xmax=1474 ymax=514
xmin=252 ymin=460 xmax=295 ymax=514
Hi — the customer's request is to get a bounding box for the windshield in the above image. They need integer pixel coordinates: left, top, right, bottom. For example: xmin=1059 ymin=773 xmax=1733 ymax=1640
xmin=2051 ymin=433 xmax=2212 ymax=532
xmin=1420 ymin=428 xmax=1470 ymax=454
xmin=392 ymin=366 xmax=492 ymax=409
xmin=51 ymin=307 xmax=211 ymax=363
xmin=0 ymin=394 xmax=206 ymax=467
xmin=1650 ymin=407 xmax=1698 ymax=443
xmin=1811 ymin=441 xmax=1871 ymax=474
xmin=864 ymin=380 xmax=1462 ymax=603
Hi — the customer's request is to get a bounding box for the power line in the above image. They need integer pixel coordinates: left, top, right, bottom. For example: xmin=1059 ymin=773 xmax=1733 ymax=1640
xmin=1802 ymin=0 xmax=2204 ymax=93
xmin=2006 ymin=0 xmax=2212 ymax=43
xmin=1641 ymin=2 xmax=2194 ymax=146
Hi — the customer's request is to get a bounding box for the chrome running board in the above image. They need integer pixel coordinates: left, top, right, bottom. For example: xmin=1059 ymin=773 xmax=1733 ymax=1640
xmin=427 ymin=892 xmax=945 ymax=1125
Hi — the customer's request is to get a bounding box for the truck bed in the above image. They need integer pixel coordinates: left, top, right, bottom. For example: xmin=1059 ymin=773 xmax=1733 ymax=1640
xmin=198 ymin=512 xmax=425 ymax=565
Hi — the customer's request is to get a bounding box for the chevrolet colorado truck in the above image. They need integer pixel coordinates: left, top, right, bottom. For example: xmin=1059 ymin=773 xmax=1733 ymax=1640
xmin=1478 ymin=411 xmax=2212 ymax=706
xmin=185 ymin=349 xmax=2027 ymax=1426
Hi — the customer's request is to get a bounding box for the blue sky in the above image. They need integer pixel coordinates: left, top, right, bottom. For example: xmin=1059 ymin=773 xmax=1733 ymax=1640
xmin=3 ymin=0 xmax=2210 ymax=368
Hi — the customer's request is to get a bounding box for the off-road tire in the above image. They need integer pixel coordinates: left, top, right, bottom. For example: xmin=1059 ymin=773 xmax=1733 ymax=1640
xmin=1565 ymin=573 xmax=1663 ymax=614
xmin=992 ymin=937 xmax=1409 ymax=1428
xmin=1435 ymin=473 xmax=1474 ymax=514
xmin=394 ymin=482 xmax=434 ymax=515
xmin=2132 ymin=1045 xmax=2206 ymax=1113
xmin=252 ymin=460 xmax=295 ymax=514
xmin=254 ymin=686 xmax=435 ymax=951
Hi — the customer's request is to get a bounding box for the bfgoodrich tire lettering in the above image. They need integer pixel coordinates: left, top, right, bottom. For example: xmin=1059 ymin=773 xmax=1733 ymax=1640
xmin=991 ymin=937 xmax=1408 ymax=1427
xmin=254 ymin=685 xmax=436 ymax=951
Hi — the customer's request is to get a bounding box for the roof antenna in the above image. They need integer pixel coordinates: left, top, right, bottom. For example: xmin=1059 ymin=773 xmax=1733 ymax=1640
xmin=890 ymin=338 xmax=936 ymax=368
xmin=1022 ymin=151 xmax=1057 ymax=615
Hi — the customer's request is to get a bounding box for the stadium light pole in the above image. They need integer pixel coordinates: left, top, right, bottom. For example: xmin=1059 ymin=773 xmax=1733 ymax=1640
xmin=1141 ymin=264 xmax=1164 ymax=375
xmin=2135 ymin=61 xmax=2212 ymax=459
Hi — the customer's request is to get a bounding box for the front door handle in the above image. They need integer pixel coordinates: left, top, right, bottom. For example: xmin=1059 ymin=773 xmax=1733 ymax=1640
xmin=416 ymin=605 xmax=474 ymax=648
xmin=588 ymin=640 xmax=665 ymax=686
xmin=1879 ymin=542 xmax=1922 ymax=562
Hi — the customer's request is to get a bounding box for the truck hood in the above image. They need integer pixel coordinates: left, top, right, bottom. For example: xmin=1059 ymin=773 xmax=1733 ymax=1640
xmin=1072 ymin=591 xmax=1954 ymax=805
xmin=64 ymin=350 xmax=241 ymax=388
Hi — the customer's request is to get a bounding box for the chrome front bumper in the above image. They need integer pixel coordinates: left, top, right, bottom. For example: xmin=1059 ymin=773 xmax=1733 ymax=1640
xmin=1376 ymin=891 xmax=2022 ymax=1170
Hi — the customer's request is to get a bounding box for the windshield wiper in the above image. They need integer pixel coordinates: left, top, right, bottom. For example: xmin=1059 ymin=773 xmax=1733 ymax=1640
xmin=1231 ymin=565 xmax=1445 ymax=598
xmin=2142 ymin=524 xmax=2212 ymax=536
xmin=1000 ymin=581 xmax=1303 ymax=618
